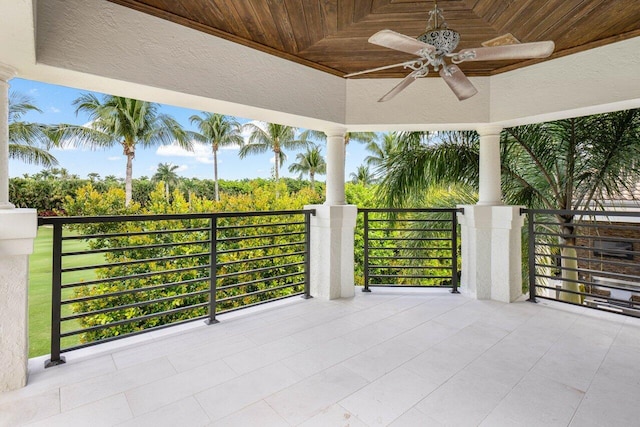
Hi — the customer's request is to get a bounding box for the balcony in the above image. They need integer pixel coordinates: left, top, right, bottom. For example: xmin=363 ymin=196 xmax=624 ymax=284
xmin=1 ymin=288 xmax=638 ymax=426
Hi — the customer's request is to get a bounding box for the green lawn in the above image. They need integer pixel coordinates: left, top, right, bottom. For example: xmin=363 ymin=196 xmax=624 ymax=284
xmin=29 ymin=227 xmax=103 ymax=357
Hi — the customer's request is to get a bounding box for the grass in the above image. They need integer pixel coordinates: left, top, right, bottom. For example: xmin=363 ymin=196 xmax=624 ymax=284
xmin=29 ymin=227 xmax=103 ymax=357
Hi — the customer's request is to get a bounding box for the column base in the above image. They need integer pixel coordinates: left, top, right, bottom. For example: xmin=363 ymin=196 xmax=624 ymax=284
xmin=305 ymin=204 xmax=357 ymax=300
xmin=0 ymin=208 xmax=37 ymax=392
xmin=457 ymin=205 xmax=524 ymax=303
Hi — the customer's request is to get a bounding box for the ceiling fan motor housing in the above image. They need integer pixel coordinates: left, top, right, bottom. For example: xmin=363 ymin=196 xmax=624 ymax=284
xmin=418 ymin=29 xmax=460 ymax=54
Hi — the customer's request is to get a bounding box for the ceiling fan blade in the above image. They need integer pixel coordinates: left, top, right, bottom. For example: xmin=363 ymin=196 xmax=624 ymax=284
xmin=378 ymin=72 xmax=419 ymax=102
xmin=455 ymin=41 xmax=555 ymax=62
xmin=439 ymin=65 xmax=478 ymax=101
xmin=344 ymin=59 xmax=422 ymax=78
xmin=369 ymin=29 xmax=436 ymax=56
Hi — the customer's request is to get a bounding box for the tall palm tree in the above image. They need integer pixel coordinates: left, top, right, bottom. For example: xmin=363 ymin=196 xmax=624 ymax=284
xmin=301 ymin=130 xmax=378 ymax=152
xmin=379 ymin=110 xmax=640 ymax=303
xmin=240 ymin=122 xmax=307 ymax=196
xmin=364 ymin=132 xmax=401 ymax=178
xmin=350 ymin=165 xmax=376 ymax=185
xmin=8 ymin=92 xmax=59 ymax=167
xmin=189 ymin=113 xmax=243 ymax=201
xmin=288 ymin=144 xmax=326 ymax=189
xmin=71 ymin=94 xmax=192 ymax=205
xmin=152 ymin=163 xmax=180 ymax=199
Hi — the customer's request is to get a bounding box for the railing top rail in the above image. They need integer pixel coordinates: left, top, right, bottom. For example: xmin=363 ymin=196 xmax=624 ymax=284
xmin=521 ymin=208 xmax=640 ymax=217
xmin=37 ymin=209 xmax=316 ymax=226
xmin=358 ymin=207 xmax=464 ymax=214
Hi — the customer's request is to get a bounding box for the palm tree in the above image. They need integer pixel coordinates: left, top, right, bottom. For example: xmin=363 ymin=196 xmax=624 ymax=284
xmin=240 ymin=122 xmax=307 ymax=196
xmin=378 ymin=110 xmax=640 ymax=303
xmin=301 ymin=130 xmax=378 ymax=153
xmin=152 ymin=163 xmax=180 ymax=199
xmin=364 ymin=132 xmax=400 ymax=178
xmin=8 ymin=92 xmax=59 ymax=167
xmin=189 ymin=113 xmax=243 ymax=201
xmin=288 ymin=144 xmax=326 ymax=189
xmin=350 ymin=165 xmax=376 ymax=185
xmin=71 ymin=94 xmax=192 ymax=205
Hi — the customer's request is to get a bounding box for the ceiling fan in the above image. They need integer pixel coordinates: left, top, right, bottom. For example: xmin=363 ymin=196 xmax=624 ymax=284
xmin=345 ymin=0 xmax=555 ymax=101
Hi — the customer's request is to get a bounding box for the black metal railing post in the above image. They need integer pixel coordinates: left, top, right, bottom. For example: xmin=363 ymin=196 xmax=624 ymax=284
xmin=206 ymin=215 xmax=219 ymax=324
xmin=302 ymin=211 xmax=313 ymax=299
xmin=451 ymin=209 xmax=460 ymax=294
xmin=45 ymin=223 xmax=65 ymax=367
xmin=526 ymin=210 xmax=537 ymax=303
xmin=362 ymin=210 xmax=371 ymax=292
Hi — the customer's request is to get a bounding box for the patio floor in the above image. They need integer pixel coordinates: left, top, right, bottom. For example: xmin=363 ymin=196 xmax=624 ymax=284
xmin=1 ymin=288 xmax=639 ymax=426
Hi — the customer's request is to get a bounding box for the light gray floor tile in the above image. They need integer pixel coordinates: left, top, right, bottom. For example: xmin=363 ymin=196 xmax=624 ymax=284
xmin=481 ymin=374 xmax=584 ymax=427
xmin=0 ymin=389 xmax=60 ymax=427
xmin=222 ymin=335 xmax=308 ymax=375
xmin=340 ymin=366 xmax=440 ymax=426
xmin=282 ymin=336 xmax=364 ymax=378
xmin=265 ymin=365 xmax=369 ymax=425
xmin=29 ymin=393 xmax=133 ymax=427
xmin=126 ymin=358 xmax=237 ymax=416
xmin=570 ymin=374 xmax=640 ymax=427
xmin=298 ymin=404 xmax=368 ymax=427
xmin=116 ymin=397 xmax=210 ymax=427
xmin=389 ymin=408 xmax=444 ymax=427
xmin=60 ymin=356 xmax=176 ymax=411
xmin=416 ymin=369 xmax=514 ymax=426
xmin=340 ymin=337 xmax=422 ymax=382
xmin=195 ymin=363 xmax=301 ymax=421
xmin=210 ymin=400 xmax=288 ymax=427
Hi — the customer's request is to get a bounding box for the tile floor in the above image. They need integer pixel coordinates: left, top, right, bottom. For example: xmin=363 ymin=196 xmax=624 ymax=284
xmin=1 ymin=288 xmax=639 ymax=426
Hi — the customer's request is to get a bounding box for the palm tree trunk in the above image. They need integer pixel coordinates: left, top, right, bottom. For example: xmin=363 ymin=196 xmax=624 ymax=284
xmin=559 ymin=229 xmax=582 ymax=304
xmin=213 ymin=149 xmax=219 ymax=202
xmin=125 ymin=152 xmax=134 ymax=206
xmin=310 ymin=172 xmax=315 ymax=191
xmin=274 ymin=150 xmax=280 ymax=199
xmin=165 ymin=182 xmax=170 ymax=200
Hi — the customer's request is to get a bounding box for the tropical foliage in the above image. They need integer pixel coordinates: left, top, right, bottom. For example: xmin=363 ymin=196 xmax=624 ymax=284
xmin=152 ymin=162 xmax=180 ymax=199
xmin=68 ymin=94 xmax=193 ymax=205
xmin=240 ymin=122 xmax=308 ymax=194
xmin=62 ymin=182 xmax=324 ymax=343
xmin=189 ymin=113 xmax=244 ymax=201
xmin=288 ymin=144 xmax=326 ymax=190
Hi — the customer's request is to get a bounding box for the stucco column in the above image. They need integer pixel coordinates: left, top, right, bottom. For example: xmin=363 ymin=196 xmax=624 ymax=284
xmin=458 ymin=205 xmax=524 ymax=303
xmin=304 ymin=129 xmax=356 ymax=300
xmin=325 ymin=130 xmax=346 ymax=206
xmin=0 ymin=63 xmax=16 ymax=209
xmin=477 ymin=125 xmax=503 ymax=206
xmin=0 ymin=63 xmax=38 ymax=392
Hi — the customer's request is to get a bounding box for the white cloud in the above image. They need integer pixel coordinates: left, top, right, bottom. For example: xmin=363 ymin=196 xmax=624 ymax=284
xmin=176 ymin=164 xmax=188 ymax=172
xmin=49 ymin=106 xmax=61 ymax=113
xmin=157 ymin=141 xmax=214 ymax=164
xmin=28 ymin=88 xmax=38 ymax=95
xmin=107 ymin=156 xmax=121 ymax=161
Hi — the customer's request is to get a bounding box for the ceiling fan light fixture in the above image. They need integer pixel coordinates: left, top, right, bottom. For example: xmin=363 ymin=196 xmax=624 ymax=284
xmin=417 ymin=29 xmax=460 ymax=54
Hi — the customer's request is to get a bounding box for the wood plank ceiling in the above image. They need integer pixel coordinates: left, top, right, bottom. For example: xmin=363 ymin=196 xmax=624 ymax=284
xmin=107 ymin=0 xmax=640 ymax=78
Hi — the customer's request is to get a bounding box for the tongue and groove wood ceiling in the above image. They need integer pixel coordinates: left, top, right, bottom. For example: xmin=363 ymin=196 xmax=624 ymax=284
xmin=107 ymin=0 xmax=640 ymax=78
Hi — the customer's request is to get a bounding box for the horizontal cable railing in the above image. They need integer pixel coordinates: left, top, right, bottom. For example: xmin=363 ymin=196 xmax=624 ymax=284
xmin=38 ymin=209 xmax=315 ymax=367
xmin=359 ymin=208 xmax=463 ymax=292
xmin=523 ymin=208 xmax=640 ymax=318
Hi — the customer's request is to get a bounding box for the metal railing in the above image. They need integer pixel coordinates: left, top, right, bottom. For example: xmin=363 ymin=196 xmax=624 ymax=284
xmin=38 ymin=209 xmax=315 ymax=367
xmin=359 ymin=208 xmax=462 ymax=292
xmin=523 ymin=208 xmax=640 ymax=318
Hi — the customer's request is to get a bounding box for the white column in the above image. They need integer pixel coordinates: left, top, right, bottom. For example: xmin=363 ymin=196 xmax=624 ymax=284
xmin=477 ymin=125 xmax=503 ymax=206
xmin=0 ymin=63 xmax=16 ymax=209
xmin=0 ymin=63 xmax=37 ymax=392
xmin=457 ymin=205 xmax=524 ymax=302
xmin=325 ymin=130 xmax=346 ymax=205
xmin=304 ymin=128 xmax=356 ymax=300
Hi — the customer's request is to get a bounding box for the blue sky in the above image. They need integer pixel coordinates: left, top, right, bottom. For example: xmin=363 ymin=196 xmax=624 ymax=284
xmin=8 ymin=78 xmax=373 ymax=181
